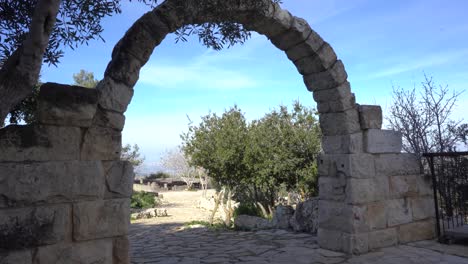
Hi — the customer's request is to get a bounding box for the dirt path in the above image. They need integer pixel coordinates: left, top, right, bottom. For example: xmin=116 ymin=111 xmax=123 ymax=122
xmin=132 ymin=189 xmax=217 ymax=225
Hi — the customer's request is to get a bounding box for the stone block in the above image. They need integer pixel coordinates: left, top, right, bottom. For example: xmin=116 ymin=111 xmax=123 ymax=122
xmin=346 ymin=177 xmax=389 ymax=204
xmin=0 ymin=204 xmax=71 ymax=250
xmin=71 ymin=239 xmax=113 ymax=264
xmin=0 ymin=249 xmax=32 ymax=264
xmin=319 ymin=108 xmax=361 ymax=136
xmin=321 ymin=132 xmax=363 ymax=154
xmin=251 ymin=3 xmax=292 ymax=37
xmin=0 ymin=125 xmax=81 ymax=162
xmin=103 ymin=161 xmax=135 ymax=198
xmin=93 ymin=107 xmax=126 ymax=131
xmin=317 ymin=228 xmax=343 ymax=252
xmin=417 ymin=174 xmax=433 ymax=196
xmin=34 ymin=243 xmax=72 ymax=264
xmin=270 ymin=16 xmax=311 ymax=51
xmin=342 ymin=232 xmax=369 ymax=255
xmin=80 ymin=126 xmax=122 ymax=161
xmin=313 ymin=82 xmax=352 ymax=103
xmin=303 ymin=60 xmax=348 ymax=92
xmin=73 ymin=199 xmax=130 ymax=241
xmin=318 ymin=176 xmax=346 ymax=201
xmin=292 ymin=42 xmax=337 ymax=76
xmin=318 ymin=201 xmax=368 ymax=233
xmin=367 ymin=201 xmax=387 ymax=230
xmin=397 ymin=219 xmax=435 ymax=243
xmin=97 ymin=77 xmax=134 ymax=113
xmin=389 ymin=175 xmax=419 ymax=198
xmin=411 ymin=197 xmax=435 ymax=220
xmin=386 ymin=198 xmax=413 ymax=227
xmin=285 ymin=29 xmax=324 ymax=61
xmin=0 ymin=161 xmax=105 ymax=207
xmin=318 ymin=153 xmax=375 ymax=179
xmin=37 ymin=82 xmax=98 ymax=127
xmin=364 ymin=129 xmax=402 ymax=154
xmin=368 ymin=228 xmax=397 ymax=250
xmin=113 ymin=236 xmax=130 ymax=264
xmin=375 ymin=153 xmax=421 ymax=176
xmin=317 ymin=94 xmax=355 ymax=113
xmin=358 ymin=105 xmax=382 ymax=129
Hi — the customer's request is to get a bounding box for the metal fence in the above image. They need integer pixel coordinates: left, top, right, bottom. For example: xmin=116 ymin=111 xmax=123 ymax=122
xmin=423 ymin=152 xmax=468 ymax=242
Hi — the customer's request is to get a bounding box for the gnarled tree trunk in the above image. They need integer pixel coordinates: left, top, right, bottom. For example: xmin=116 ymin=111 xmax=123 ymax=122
xmin=0 ymin=0 xmax=61 ymax=124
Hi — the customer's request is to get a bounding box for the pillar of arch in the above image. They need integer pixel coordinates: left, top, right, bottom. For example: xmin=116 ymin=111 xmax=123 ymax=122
xmin=0 ymin=0 xmax=435 ymax=261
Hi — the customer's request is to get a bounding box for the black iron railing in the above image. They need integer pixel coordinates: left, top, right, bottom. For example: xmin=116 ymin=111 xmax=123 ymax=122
xmin=423 ymin=152 xmax=468 ymax=242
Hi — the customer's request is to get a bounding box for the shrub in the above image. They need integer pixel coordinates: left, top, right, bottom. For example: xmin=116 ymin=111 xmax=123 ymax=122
xmin=131 ymin=191 xmax=158 ymax=209
xmin=233 ymin=203 xmax=262 ymax=218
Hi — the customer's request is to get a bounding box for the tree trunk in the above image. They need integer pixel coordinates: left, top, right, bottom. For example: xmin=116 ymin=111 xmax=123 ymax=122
xmin=0 ymin=0 xmax=61 ymax=124
xmin=209 ymin=190 xmax=224 ymax=225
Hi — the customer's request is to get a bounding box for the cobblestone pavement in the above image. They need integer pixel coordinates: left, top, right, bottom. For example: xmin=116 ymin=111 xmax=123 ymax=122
xmin=130 ymin=222 xmax=468 ymax=264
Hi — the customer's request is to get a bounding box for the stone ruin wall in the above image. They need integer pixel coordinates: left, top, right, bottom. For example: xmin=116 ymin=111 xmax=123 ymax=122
xmin=0 ymin=0 xmax=436 ymax=262
xmin=0 ymin=83 xmax=133 ymax=263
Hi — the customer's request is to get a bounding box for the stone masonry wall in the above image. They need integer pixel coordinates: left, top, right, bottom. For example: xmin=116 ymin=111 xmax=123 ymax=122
xmin=0 ymin=83 xmax=134 ymax=264
xmin=317 ymin=105 xmax=436 ymax=254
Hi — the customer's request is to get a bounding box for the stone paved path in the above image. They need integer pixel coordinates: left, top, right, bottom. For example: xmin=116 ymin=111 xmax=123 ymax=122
xmin=130 ymin=222 xmax=468 ymax=264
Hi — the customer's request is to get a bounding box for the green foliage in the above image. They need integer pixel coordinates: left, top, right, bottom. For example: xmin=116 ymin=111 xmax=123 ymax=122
xmin=233 ymin=203 xmax=262 ymax=218
xmin=184 ymin=220 xmax=231 ymax=231
xmin=73 ymin=69 xmax=99 ymax=88
xmin=145 ymin=171 xmax=170 ymax=180
xmin=121 ymin=143 xmax=145 ymax=168
xmin=6 ymin=82 xmax=40 ymax=125
xmin=130 ymin=191 xmax=158 ymax=209
xmin=181 ymin=101 xmax=321 ymax=208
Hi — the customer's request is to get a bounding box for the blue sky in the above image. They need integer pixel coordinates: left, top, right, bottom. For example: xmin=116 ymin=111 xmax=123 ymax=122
xmin=41 ymin=0 xmax=468 ymax=173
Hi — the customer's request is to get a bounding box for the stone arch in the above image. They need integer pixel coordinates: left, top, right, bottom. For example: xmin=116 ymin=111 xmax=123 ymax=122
xmin=0 ymin=0 xmax=435 ymax=261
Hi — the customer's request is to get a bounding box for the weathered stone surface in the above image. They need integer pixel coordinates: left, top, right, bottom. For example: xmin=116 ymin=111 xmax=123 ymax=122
xmin=358 ymin=105 xmax=382 ymax=130
xmin=131 ymin=208 xmax=168 ymax=219
xmin=303 ymin=60 xmax=348 ymax=92
xmin=317 ymin=94 xmax=355 ymax=113
xmin=375 ymin=153 xmax=421 ymax=176
xmin=342 ymin=232 xmax=369 ymax=255
xmin=386 ymin=198 xmax=413 ymax=227
xmin=318 ymin=176 xmax=346 ymax=201
xmin=97 ymin=77 xmax=134 ymax=113
xmin=93 ymin=107 xmax=126 ymax=131
xmin=321 ymin=132 xmax=363 ymax=154
xmin=250 ymin=3 xmax=292 ymax=37
xmin=317 ymin=228 xmax=343 ymax=252
xmin=72 ymin=199 xmax=130 ymax=241
xmin=270 ymin=16 xmax=311 ymax=51
xmin=71 ymin=239 xmax=113 ymax=264
xmin=318 ymin=153 xmax=375 ymax=179
xmin=411 ymin=197 xmax=435 ymax=220
xmin=369 ymin=228 xmax=397 ymax=250
xmin=34 ymin=243 xmax=71 ymax=264
xmin=318 ymin=201 xmax=368 ymax=233
xmin=285 ymin=29 xmax=324 ymax=61
xmin=0 ymin=204 xmax=71 ymax=250
xmin=367 ymin=201 xmax=387 ymax=230
xmin=0 ymin=125 xmax=81 ymax=162
xmin=346 ymin=177 xmax=389 ymax=204
xmin=272 ymin=205 xmax=294 ymax=229
xmin=113 ymin=237 xmax=130 ymax=264
xmin=389 ymin=175 xmax=419 ymax=198
xmin=37 ymin=82 xmax=98 ymax=127
xmin=417 ymin=174 xmax=433 ymax=196
xmin=234 ymin=215 xmax=274 ymax=231
xmin=398 ymin=219 xmax=435 ymax=243
xmin=0 ymin=249 xmax=32 ymax=264
xmin=289 ymin=198 xmax=318 ymax=233
xmin=293 ymin=42 xmax=337 ymax=76
xmin=103 ymin=161 xmax=134 ymax=198
xmin=319 ymin=108 xmax=361 ymax=136
xmin=313 ymin=82 xmax=352 ymax=102
xmin=364 ymin=129 xmax=402 ymax=154
xmin=0 ymin=161 xmax=105 ymax=207
xmin=80 ymin=126 xmax=122 ymax=161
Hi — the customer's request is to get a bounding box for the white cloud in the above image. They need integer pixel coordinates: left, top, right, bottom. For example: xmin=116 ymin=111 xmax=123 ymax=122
xmin=368 ymin=49 xmax=468 ymax=79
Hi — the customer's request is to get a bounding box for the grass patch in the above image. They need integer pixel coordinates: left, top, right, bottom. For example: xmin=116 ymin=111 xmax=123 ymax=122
xmin=131 ymin=191 xmax=159 ymax=209
xmin=184 ymin=220 xmax=232 ymax=231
